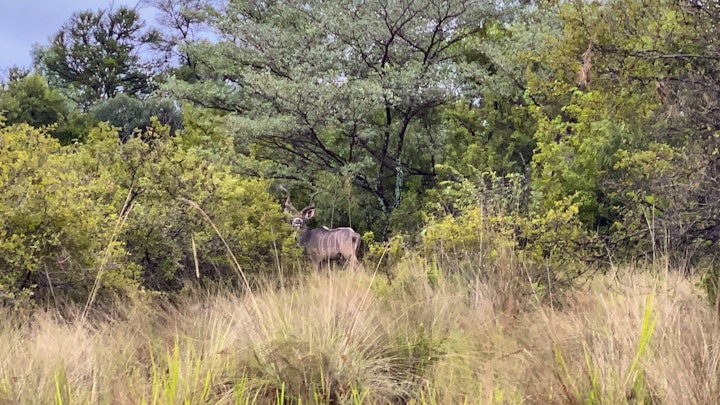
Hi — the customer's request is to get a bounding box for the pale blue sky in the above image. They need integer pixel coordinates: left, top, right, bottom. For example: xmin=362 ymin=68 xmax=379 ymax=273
xmin=0 ymin=0 xmax=151 ymax=69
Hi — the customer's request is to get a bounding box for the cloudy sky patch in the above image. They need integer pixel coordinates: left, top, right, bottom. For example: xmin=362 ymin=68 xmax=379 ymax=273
xmin=0 ymin=1 xmax=147 ymax=69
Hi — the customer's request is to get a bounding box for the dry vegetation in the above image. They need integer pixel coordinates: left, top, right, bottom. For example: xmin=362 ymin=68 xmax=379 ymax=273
xmin=0 ymin=256 xmax=718 ymax=404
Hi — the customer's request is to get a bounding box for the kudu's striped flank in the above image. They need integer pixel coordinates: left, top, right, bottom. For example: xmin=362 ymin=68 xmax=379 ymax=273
xmin=280 ymin=186 xmax=362 ymax=271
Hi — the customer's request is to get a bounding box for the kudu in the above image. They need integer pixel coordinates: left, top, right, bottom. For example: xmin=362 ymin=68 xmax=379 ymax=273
xmin=280 ymin=186 xmax=362 ymax=271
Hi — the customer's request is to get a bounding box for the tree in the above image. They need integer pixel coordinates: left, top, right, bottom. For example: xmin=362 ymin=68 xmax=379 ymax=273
xmin=0 ymin=66 xmax=31 ymax=85
xmin=142 ymin=0 xmax=217 ymax=80
xmin=36 ymin=6 xmax=160 ymax=110
xmin=169 ymin=0 xmax=501 ymax=238
xmin=0 ymin=72 xmax=97 ymax=144
xmin=91 ymin=93 xmax=183 ymax=141
xmin=425 ymin=10 xmax=545 ymax=216
xmin=0 ymin=73 xmax=67 ymax=128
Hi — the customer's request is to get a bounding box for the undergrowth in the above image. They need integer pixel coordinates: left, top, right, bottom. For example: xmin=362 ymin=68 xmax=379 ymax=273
xmin=0 ymin=257 xmax=718 ymax=404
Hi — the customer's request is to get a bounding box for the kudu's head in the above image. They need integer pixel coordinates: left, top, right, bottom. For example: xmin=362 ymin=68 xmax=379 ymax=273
xmin=280 ymin=185 xmax=316 ymax=236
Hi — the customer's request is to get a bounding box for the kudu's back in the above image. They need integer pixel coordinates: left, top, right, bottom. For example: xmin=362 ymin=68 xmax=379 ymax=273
xmin=303 ymin=226 xmax=362 ymax=270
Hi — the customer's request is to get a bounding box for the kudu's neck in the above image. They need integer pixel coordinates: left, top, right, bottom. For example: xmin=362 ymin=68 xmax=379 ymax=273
xmin=297 ymin=226 xmax=313 ymax=246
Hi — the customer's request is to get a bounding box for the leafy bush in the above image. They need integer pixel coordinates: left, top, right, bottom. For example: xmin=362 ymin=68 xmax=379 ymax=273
xmin=421 ymin=169 xmax=603 ymax=304
xmin=81 ymin=121 xmax=295 ymax=291
xmin=0 ymin=121 xmax=295 ymax=307
xmin=362 ymin=231 xmax=405 ymax=273
xmin=0 ymin=123 xmax=138 ymax=306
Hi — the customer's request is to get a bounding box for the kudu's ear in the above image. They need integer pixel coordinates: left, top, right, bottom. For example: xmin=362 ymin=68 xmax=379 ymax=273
xmin=301 ymin=204 xmax=315 ymax=219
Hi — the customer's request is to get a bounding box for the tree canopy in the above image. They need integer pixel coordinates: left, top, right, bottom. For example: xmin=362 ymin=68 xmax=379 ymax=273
xmin=35 ymin=6 xmax=160 ymax=110
xmin=169 ymin=0 xmax=502 ymax=237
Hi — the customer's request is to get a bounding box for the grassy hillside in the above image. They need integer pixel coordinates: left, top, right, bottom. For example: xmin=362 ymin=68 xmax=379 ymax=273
xmin=0 ymin=257 xmax=717 ymax=404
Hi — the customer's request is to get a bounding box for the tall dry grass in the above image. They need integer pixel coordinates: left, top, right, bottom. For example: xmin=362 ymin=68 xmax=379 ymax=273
xmin=0 ymin=257 xmax=718 ymax=404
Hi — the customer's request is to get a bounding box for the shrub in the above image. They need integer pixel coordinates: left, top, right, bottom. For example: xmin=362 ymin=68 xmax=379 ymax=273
xmin=0 ymin=124 xmax=138 ymax=307
xmin=81 ymin=121 xmax=295 ymax=292
xmin=0 ymin=121 xmax=295 ymax=307
xmin=420 ymin=166 xmax=605 ymax=304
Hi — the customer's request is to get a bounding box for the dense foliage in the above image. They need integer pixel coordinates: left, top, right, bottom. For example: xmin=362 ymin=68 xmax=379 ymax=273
xmin=0 ymin=122 xmax=293 ymax=306
xmin=169 ymin=0 xmax=502 ymax=239
xmin=3 ymin=0 xmax=720 ymax=305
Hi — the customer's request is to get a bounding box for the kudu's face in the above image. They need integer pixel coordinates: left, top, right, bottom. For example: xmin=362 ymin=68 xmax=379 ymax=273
xmin=291 ymin=206 xmax=314 ymax=232
xmin=291 ymin=207 xmax=315 ymax=246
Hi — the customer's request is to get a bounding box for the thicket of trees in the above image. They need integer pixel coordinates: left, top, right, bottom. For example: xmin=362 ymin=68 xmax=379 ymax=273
xmin=2 ymin=0 xmax=720 ymax=306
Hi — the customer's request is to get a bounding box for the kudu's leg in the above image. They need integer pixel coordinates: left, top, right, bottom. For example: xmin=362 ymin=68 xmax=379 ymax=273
xmin=316 ymin=259 xmax=334 ymax=278
xmin=344 ymin=254 xmax=362 ymax=272
xmin=313 ymin=257 xmax=330 ymax=275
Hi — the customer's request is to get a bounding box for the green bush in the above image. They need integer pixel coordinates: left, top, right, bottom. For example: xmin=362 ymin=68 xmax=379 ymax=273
xmin=0 ymin=121 xmax=295 ymax=307
xmin=420 ymin=194 xmax=602 ymax=304
xmin=81 ymin=121 xmax=295 ymax=291
xmin=0 ymin=123 xmax=138 ymax=306
xmin=362 ymin=231 xmax=405 ymax=273
xmin=421 ymin=206 xmax=516 ymax=279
